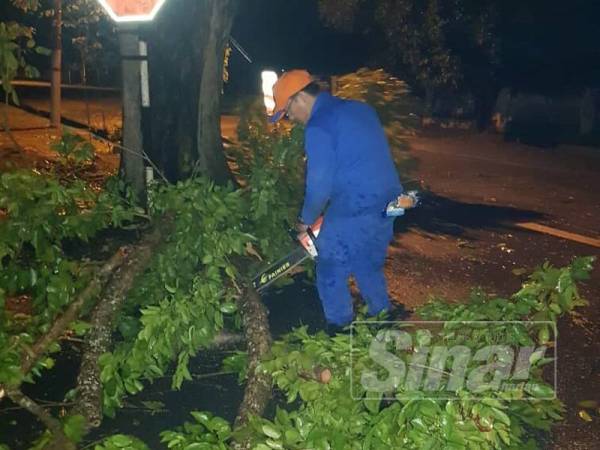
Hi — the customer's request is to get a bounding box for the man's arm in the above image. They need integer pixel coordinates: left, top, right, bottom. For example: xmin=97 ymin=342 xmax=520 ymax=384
xmin=300 ymin=126 xmax=335 ymax=225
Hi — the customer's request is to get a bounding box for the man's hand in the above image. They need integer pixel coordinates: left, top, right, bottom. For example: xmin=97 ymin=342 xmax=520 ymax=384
xmin=397 ymin=193 xmax=417 ymax=209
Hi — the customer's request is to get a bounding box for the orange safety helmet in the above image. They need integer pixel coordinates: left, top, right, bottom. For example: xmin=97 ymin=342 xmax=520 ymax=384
xmin=269 ymin=69 xmax=313 ymax=122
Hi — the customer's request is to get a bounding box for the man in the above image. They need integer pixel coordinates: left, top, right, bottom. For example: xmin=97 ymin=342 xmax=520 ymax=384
xmin=270 ymin=69 xmax=403 ymax=329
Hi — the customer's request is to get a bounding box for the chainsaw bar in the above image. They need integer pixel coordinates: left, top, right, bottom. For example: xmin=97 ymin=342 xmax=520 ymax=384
xmin=252 ymin=246 xmax=309 ymax=293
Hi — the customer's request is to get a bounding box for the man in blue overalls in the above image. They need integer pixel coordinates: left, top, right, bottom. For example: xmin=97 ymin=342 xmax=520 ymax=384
xmin=270 ymin=70 xmax=403 ymax=330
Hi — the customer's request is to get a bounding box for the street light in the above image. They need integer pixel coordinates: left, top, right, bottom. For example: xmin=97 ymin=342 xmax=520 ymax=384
xmin=262 ymin=70 xmax=278 ymax=116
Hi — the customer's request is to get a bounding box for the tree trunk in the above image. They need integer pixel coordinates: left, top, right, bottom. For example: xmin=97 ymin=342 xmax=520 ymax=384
xmin=118 ymin=26 xmax=146 ymax=204
xmin=147 ymin=0 xmax=237 ymax=182
xmin=50 ymin=0 xmax=62 ymax=129
xmin=193 ymin=0 xmax=236 ymax=183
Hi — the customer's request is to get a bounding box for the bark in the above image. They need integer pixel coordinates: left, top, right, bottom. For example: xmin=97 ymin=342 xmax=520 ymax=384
xmin=193 ymin=0 xmax=237 ymax=184
xmin=233 ymin=285 xmax=272 ymax=448
xmin=74 ymin=223 xmax=166 ymax=428
xmin=146 ymin=0 xmax=237 ymax=182
xmin=50 ymin=0 xmax=62 ymax=129
xmin=210 ymin=331 xmax=245 ymax=349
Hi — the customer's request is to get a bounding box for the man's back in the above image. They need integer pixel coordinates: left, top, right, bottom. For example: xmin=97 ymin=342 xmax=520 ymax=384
xmin=306 ymin=92 xmax=403 ymax=219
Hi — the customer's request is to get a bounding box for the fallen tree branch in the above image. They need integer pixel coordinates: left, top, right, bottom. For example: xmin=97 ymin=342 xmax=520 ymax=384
xmin=20 ymin=249 xmax=127 ymax=377
xmin=74 ymin=223 xmax=166 ymax=429
xmin=233 ymin=284 xmax=272 ymax=449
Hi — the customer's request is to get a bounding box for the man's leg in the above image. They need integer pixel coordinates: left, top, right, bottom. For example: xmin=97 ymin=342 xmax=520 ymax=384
xmin=351 ymin=216 xmax=394 ymax=317
xmin=316 ymin=257 xmax=353 ymax=326
xmin=314 ymin=220 xmax=353 ymax=326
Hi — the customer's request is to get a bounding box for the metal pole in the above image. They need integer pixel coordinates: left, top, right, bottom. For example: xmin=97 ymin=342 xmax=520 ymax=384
xmin=50 ymin=0 xmax=62 ymax=129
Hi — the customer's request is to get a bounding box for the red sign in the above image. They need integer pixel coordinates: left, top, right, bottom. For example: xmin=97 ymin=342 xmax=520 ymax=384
xmin=98 ymin=0 xmax=167 ymax=22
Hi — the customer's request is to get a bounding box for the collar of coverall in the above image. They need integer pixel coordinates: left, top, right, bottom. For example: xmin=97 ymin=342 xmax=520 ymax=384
xmin=306 ymin=92 xmax=331 ymax=126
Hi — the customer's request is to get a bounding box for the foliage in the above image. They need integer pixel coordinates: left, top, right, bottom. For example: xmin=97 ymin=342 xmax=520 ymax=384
xmin=229 ymin=108 xmax=306 ymax=260
xmin=99 ymin=178 xmax=252 ymax=416
xmin=61 ymin=0 xmax=117 ymax=84
xmin=239 ymin=257 xmax=593 ymax=449
xmin=0 ymin=21 xmax=48 ymax=105
xmin=319 ymin=0 xmax=499 ymax=100
xmin=93 ymin=434 xmax=150 ymax=450
xmin=51 ymin=131 xmax=96 ymax=168
xmin=119 ymin=257 xmax=592 ymax=449
xmin=160 ymin=411 xmax=232 ymax=450
xmin=0 ymin=170 xmax=139 ymax=387
xmin=99 ymin=116 xmax=307 ymax=413
xmin=0 ymin=106 xmax=307 ymax=448
xmin=10 ymin=0 xmax=41 ymax=12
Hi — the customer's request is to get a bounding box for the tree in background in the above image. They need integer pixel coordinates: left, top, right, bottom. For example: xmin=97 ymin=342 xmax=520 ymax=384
xmin=318 ymin=0 xmax=500 ymax=126
xmin=146 ymin=0 xmax=238 ymax=183
xmin=0 ymin=0 xmax=48 ymax=148
xmin=62 ymin=0 xmax=116 ymax=86
xmin=319 ymin=0 xmax=600 ymax=129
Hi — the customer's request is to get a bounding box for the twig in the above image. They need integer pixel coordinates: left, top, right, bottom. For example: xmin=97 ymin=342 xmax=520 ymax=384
xmin=6 ymin=388 xmax=74 ymax=450
xmin=193 ymin=370 xmax=237 ymax=380
xmin=62 ymin=123 xmax=169 ymax=184
xmin=0 ymin=400 xmax=74 ymax=413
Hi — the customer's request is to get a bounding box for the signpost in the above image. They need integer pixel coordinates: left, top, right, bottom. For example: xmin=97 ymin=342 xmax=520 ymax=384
xmin=97 ymin=0 xmax=168 ymax=203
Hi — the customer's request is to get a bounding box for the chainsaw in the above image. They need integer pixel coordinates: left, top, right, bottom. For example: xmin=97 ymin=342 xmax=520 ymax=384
xmin=252 ymin=191 xmax=419 ymax=293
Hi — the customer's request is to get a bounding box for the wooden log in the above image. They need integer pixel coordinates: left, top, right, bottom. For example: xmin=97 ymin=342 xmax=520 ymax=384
xmin=74 ymin=224 xmax=165 ymax=428
xmin=233 ymin=285 xmax=272 ymax=449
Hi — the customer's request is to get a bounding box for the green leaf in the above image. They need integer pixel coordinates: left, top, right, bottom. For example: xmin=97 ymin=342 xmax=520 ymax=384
xmin=219 ymin=303 xmax=237 ymax=314
xmin=491 ymin=407 xmax=511 ymax=426
xmin=525 ymin=383 xmax=555 ymax=399
xmin=262 ymin=424 xmax=281 ymax=440
xmin=70 ymin=320 xmax=92 ymax=336
xmin=109 ymin=434 xmax=134 ymax=447
xmin=62 ymin=414 xmax=86 ymax=443
xmin=183 ymin=444 xmax=211 ymax=450
xmin=364 ymin=391 xmax=382 ymax=414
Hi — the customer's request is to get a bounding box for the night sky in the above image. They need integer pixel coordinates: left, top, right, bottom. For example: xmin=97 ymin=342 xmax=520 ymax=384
xmin=226 ymin=0 xmax=600 ymax=96
xmin=226 ymin=0 xmax=370 ymax=95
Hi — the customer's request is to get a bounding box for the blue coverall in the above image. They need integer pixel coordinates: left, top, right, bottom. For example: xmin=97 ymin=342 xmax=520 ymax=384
xmin=300 ymin=92 xmax=403 ymax=326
